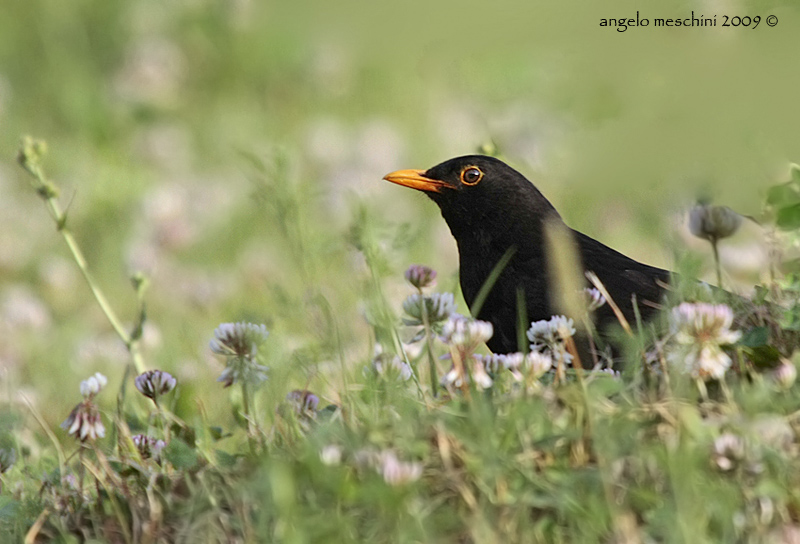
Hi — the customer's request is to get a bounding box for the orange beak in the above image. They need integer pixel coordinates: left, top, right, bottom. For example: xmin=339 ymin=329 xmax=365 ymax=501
xmin=382 ymin=169 xmax=450 ymax=194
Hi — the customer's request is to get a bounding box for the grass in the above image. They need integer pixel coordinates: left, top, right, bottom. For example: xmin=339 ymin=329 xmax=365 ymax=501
xmin=3 ymin=139 xmax=800 ymax=542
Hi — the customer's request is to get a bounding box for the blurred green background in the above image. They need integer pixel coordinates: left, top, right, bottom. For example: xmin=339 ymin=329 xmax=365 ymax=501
xmin=1 ymin=0 xmax=799 ymax=430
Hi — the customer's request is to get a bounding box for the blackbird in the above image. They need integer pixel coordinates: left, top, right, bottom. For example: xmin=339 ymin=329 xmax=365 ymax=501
xmin=383 ymin=155 xmax=671 ymax=358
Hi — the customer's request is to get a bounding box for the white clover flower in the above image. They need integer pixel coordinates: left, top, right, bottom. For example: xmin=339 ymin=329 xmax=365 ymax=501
xmin=440 ymin=364 xmax=463 ymax=388
xmin=80 ymin=372 xmax=108 ymax=398
xmin=134 ymin=370 xmax=177 ymax=401
xmin=402 ymin=292 xmax=456 ymax=325
xmin=217 ymin=360 xmax=269 ymax=387
xmin=369 ymin=344 xmax=412 ymax=381
xmin=669 ymin=303 xmax=741 ymax=380
xmin=583 ymin=287 xmax=607 ymax=312
xmin=440 ymin=356 xmax=494 ymax=390
xmin=671 ymin=344 xmax=732 ymax=380
xmin=671 ymin=303 xmax=741 ymax=346
xmin=527 ymin=315 xmax=575 ymax=366
xmin=61 ymin=401 xmax=105 ymax=442
xmin=210 ymin=322 xmax=270 ymax=387
xmin=478 ymin=352 xmax=523 ymax=374
xmin=441 ymin=314 xmax=493 ymax=351
xmin=527 ymin=315 xmax=575 ymax=347
xmin=209 ymin=322 xmax=269 ymax=359
xmin=524 ymin=351 xmax=553 ymax=379
xmin=472 ymin=361 xmax=493 ymax=390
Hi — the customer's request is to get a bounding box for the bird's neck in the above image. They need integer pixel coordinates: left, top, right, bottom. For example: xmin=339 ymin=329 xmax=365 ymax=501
xmin=443 ymin=208 xmax=559 ymax=305
xmin=441 ymin=205 xmax=559 ymax=259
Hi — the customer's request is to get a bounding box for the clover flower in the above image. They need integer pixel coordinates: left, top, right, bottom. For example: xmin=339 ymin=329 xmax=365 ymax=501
xmin=285 ymin=390 xmax=320 ymax=418
xmin=527 ymin=315 xmax=575 ymax=365
xmin=499 ymin=351 xmax=554 ymax=382
xmin=132 ymin=434 xmax=166 ymax=459
xmin=61 ymin=373 xmax=108 ymax=442
xmin=471 ymin=361 xmax=493 ymax=390
xmin=369 ymin=344 xmax=412 ymax=381
xmin=583 ymin=287 xmax=607 ymax=312
xmin=669 ymin=303 xmax=741 ymax=380
xmin=379 ymin=451 xmax=423 ymax=486
xmin=402 ymin=292 xmax=456 ymax=326
xmin=134 ymin=370 xmax=176 ymax=401
xmin=523 ymin=351 xmax=554 ymax=380
xmin=441 ymin=314 xmax=493 ymax=352
xmin=440 ymin=356 xmax=493 ymax=390
xmin=210 ymin=322 xmax=268 ymax=359
xmin=210 ymin=322 xmax=269 ymax=387
xmin=61 ymin=401 xmax=105 ymax=442
xmin=351 ymin=448 xmax=423 ymax=485
xmin=404 ymin=264 xmax=437 ymax=289
xmin=79 ymin=373 xmax=108 ymax=399
xmin=438 ymin=315 xmax=495 ymax=390
xmin=478 ymin=352 xmax=524 ymax=374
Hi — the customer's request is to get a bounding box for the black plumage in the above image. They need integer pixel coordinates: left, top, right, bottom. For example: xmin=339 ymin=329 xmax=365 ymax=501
xmin=383 ymin=155 xmax=670 ymax=357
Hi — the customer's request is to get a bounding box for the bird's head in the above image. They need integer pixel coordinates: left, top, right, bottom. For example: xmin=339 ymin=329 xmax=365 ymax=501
xmin=383 ymin=155 xmax=560 ymax=237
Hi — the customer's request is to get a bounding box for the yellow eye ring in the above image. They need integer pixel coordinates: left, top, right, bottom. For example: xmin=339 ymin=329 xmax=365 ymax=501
xmin=460 ymin=166 xmax=483 ymax=186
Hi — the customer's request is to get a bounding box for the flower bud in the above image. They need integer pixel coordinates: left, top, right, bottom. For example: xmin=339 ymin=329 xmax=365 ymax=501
xmin=689 ymin=204 xmax=742 ymax=241
xmin=404 ymin=265 xmax=437 ymax=289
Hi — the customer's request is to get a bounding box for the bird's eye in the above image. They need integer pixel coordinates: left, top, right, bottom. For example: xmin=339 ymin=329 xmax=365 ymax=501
xmin=460 ymin=167 xmax=483 ymax=186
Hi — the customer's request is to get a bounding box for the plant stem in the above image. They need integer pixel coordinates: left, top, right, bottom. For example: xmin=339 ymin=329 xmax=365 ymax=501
xmin=18 ymin=140 xmax=146 ymax=374
xmin=241 ymin=382 xmax=257 ymax=453
xmin=711 ymin=237 xmax=722 ymax=288
xmin=419 ymin=288 xmax=438 ymax=398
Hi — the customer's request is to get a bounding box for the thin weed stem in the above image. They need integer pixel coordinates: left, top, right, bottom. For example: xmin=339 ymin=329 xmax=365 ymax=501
xmin=17 ymin=138 xmax=146 ymax=374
